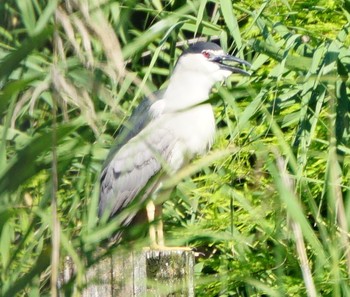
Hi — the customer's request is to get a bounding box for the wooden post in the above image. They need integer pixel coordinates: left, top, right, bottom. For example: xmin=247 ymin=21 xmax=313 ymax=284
xmin=59 ymin=249 xmax=195 ymax=297
xmin=143 ymin=249 xmax=195 ymax=297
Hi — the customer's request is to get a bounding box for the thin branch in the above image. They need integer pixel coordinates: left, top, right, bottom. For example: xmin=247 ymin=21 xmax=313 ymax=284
xmin=276 ymin=156 xmax=317 ymax=297
xmin=50 ymin=10 xmax=61 ymax=297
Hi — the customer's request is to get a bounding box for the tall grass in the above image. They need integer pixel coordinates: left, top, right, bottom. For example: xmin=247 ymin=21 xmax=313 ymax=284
xmin=0 ymin=0 xmax=350 ymax=296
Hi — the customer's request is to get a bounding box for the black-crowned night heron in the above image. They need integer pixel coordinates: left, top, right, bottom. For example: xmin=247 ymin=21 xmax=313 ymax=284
xmin=99 ymin=42 xmax=251 ymax=248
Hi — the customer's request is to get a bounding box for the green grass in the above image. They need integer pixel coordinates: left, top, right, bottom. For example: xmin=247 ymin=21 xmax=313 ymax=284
xmin=1 ymin=0 xmax=350 ymax=296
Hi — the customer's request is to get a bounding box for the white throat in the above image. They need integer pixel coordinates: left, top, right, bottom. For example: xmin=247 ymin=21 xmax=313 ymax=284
xmin=163 ymin=57 xmax=231 ymax=112
xmin=162 ymin=62 xmax=221 ymax=112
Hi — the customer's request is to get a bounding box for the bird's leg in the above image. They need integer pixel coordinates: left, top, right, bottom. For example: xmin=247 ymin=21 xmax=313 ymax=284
xmin=155 ymin=205 xmax=164 ymax=247
xmin=146 ymin=201 xmax=165 ymax=248
xmin=144 ymin=200 xmax=191 ymax=251
xmin=146 ymin=201 xmax=157 ymax=248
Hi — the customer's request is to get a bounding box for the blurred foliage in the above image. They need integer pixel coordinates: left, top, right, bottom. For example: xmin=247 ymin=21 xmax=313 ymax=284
xmin=1 ymin=0 xmax=350 ymax=296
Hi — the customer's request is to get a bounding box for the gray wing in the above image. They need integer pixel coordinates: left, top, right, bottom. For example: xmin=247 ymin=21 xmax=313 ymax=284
xmin=99 ymin=90 xmax=171 ymax=222
xmin=99 ymin=125 xmax=176 ymax=223
xmin=101 ymin=93 xmax=157 ymax=169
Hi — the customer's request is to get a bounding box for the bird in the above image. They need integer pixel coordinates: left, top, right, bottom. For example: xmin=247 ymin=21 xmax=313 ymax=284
xmin=99 ymin=41 xmax=251 ymax=248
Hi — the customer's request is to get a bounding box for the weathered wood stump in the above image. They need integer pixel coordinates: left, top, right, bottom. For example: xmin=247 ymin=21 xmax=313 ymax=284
xmin=59 ymin=249 xmax=195 ymax=297
xmin=143 ymin=249 xmax=194 ymax=297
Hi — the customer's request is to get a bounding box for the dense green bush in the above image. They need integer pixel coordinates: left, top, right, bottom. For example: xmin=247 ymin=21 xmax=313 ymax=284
xmin=1 ymin=0 xmax=350 ymax=296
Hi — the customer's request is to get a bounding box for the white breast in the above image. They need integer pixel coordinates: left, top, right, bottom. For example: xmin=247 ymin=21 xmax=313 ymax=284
xmin=161 ymin=103 xmax=216 ymax=171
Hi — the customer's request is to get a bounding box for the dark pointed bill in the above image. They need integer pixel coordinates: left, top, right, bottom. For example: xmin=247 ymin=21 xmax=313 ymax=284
xmin=210 ymin=54 xmax=251 ymax=76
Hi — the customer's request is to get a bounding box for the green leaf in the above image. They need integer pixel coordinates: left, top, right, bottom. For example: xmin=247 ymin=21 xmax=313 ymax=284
xmin=336 ymin=80 xmax=350 ymax=147
xmin=220 ymin=0 xmax=242 ymax=49
xmin=249 ymin=39 xmax=313 ymax=71
xmin=3 ymin=246 xmax=51 ymax=297
xmin=0 ymin=26 xmax=53 ymax=82
xmin=267 ymin=158 xmax=327 ymax=264
xmin=0 ymin=76 xmax=41 ymax=115
xmin=0 ymin=220 xmax=12 ymax=268
xmin=194 ymin=0 xmax=208 ymax=36
xmin=0 ymin=118 xmax=85 ymax=194
xmin=16 ymin=0 xmax=36 ymax=35
xmin=122 ymin=4 xmax=195 ymax=59
xmin=33 ymin=0 xmax=58 ymax=35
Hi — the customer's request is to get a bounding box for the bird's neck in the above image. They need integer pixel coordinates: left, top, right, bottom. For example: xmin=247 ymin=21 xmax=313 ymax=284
xmin=162 ymin=68 xmax=216 ymax=112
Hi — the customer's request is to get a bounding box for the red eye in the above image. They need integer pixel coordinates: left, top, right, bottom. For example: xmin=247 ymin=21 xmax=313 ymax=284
xmin=202 ymin=51 xmax=210 ymax=59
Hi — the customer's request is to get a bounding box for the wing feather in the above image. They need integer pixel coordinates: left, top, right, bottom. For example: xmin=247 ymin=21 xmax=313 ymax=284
xmin=99 ymin=124 xmax=176 ymax=221
xmin=99 ymin=92 xmax=164 ymax=218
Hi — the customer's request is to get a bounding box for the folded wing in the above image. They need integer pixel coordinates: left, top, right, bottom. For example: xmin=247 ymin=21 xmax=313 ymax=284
xmin=99 ymin=122 xmax=177 ymax=225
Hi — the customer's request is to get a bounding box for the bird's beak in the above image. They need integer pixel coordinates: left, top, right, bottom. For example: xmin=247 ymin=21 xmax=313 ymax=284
xmin=210 ymin=54 xmax=251 ymax=76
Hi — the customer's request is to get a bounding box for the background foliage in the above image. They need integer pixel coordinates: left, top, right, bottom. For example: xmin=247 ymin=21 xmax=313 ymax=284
xmin=1 ymin=0 xmax=350 ymax=296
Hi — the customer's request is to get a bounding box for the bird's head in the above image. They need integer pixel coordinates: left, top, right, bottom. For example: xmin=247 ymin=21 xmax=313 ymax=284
xmin=176 ymin=42 xmax=251 ymax=83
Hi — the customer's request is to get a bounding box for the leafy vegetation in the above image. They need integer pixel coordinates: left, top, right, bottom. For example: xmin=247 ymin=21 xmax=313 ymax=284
xmin=1 ymin=0 xmax=350 ymax=296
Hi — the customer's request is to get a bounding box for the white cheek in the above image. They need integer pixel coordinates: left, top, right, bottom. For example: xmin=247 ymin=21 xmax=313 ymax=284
xmin=222 ymin=69 xmax=233 ymax=78
xmin=205 ymin=63 xmax=233 ymax=82
xmin=180 ymin=55 xmax=207 ymax=71
xmin=213 ymin=69 xmax=232 ymax=81
xmin=176 ymin=54 xmax=232 ymax=83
